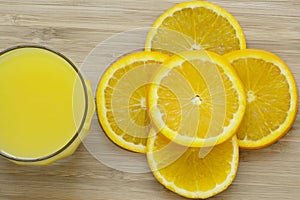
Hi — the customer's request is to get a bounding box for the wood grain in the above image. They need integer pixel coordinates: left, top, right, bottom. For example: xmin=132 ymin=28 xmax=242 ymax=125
xmin=0 ymin=0 xmax=300 ymax=199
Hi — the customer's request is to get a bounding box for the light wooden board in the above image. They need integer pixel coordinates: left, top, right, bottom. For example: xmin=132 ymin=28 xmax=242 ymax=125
xmin=0 ymin=0 xmax=300 ymax=199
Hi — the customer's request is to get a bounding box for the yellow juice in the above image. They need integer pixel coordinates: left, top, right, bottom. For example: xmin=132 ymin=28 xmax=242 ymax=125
xmin=0 ymin=46 xmax=94 ymax=164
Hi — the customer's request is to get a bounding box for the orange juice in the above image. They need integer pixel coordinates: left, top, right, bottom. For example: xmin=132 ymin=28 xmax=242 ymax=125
xmin=0 ymin=46 xmax=94 ymax=165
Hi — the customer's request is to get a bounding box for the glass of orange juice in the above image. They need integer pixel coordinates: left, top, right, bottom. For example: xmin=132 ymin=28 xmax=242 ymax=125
xmin=0 ymin=45 xmax=95 ymax=165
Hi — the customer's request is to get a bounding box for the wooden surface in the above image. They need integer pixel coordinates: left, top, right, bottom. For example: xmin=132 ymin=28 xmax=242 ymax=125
xmin=0 ymin=0 xmax=300 ymax=199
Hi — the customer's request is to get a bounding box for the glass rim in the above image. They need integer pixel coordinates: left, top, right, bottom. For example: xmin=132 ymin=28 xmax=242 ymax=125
xmin=0 ymin=45 xmax=89 ymax=162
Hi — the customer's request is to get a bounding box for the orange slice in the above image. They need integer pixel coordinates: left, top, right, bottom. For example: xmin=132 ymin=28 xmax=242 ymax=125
xmin=225 ymin=49 xmax=298 ymax=149
xmin=145 ymin=1 xmax=246 ymax=55
xmin=96 ymin=52 xmax=169 ymax=153
xmin=148 ymin=50 xmax=246 ymax=147
xmin=147 ymin=129 xmax=239 ymax=199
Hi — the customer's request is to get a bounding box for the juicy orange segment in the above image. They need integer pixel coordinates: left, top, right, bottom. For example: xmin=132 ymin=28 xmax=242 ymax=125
xmin=145 ymin=1 xmax=246 ymax=55
xmin=148 ymin=50 xmax=246 ymax=147
xmin=147 ymin=129 xmax=239 ymax=199
xmin=225 ymin=49 xmax=298 ymax=149
xmin=96 ymin=52 xmax=169 ymax=153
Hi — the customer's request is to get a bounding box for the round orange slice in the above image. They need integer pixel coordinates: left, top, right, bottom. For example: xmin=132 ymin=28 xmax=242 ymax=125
xmin=96 ymin=51 xmax=169 ymax=153
xmin=145 ymin=1 xmax=246 ymax=55
xmin=225 ymin=49 xmax=298 ymax=149
xmin=148 ymin=50 xmax=246 ymax=147
xmin=147 ymin=129 xmax=239 ymax=199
